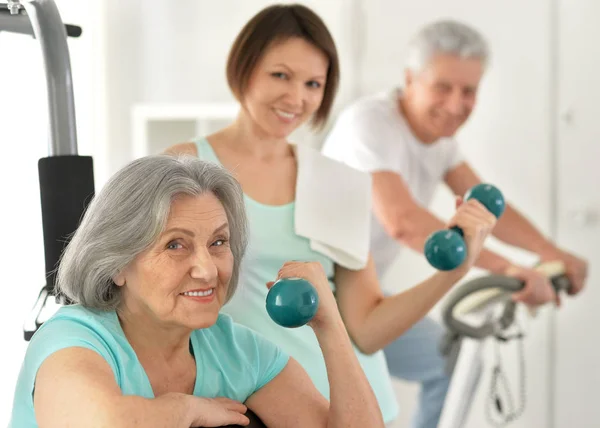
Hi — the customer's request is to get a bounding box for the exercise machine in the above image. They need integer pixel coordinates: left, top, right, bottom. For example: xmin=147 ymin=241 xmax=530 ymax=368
xmin=438 ymin=262 xmax=570 ymax=427
xmin=1 ymin=0 xmax=94 ymax=341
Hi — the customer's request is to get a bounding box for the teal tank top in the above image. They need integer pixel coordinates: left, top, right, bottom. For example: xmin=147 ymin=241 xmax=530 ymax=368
xmin=195 ymin=138 xmax=399 ymax=423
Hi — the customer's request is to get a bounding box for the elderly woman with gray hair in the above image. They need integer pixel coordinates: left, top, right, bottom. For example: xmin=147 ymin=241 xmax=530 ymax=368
xmin=10 ymin=155 xmax=385 ymax=428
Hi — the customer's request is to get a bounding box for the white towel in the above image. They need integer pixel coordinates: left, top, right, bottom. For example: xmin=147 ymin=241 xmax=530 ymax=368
xmin=294 ymin=143 xmax=372 ymax=270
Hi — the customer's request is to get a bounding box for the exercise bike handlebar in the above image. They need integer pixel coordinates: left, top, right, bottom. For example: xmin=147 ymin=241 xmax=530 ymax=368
xmin=442 ymin=262 xmax=571 ymax=340
xmin=0 ymin=0 xmax=79 ymax=156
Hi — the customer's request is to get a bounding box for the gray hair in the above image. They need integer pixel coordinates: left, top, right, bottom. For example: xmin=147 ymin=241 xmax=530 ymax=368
xmin=57 ymin=155 xmax=248 ymax=310
xmin=405 ymin=20 xmax=489 ymax=73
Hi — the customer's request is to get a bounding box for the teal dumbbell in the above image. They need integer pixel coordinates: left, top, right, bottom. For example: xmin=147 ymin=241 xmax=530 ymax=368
xmin=266 ymin=278 xmax=319 ymax=328
xmin=424 ymin=183 xmax=505 ymax=271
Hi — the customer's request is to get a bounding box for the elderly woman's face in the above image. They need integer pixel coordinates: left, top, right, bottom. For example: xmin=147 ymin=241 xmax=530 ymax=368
xmin=116 ymin=192 xmax=234 ymax=329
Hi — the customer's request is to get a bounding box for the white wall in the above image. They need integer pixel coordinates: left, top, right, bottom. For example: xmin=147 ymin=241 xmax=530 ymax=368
xmin=2 ymin=0 xmax=597 ymax=427
xmin=554 ymin=0 xmax=600 ymax=426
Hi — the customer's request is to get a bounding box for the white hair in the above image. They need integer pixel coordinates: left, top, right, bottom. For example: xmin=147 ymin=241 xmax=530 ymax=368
xmin=405 ymin=20 xmax=490 ymax=73
xmin=57 ymin=155 xmax=248 ymax=310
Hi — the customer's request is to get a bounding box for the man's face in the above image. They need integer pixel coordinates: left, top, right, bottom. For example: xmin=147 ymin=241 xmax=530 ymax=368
xmin=405 ymin=54 xmax=484 ymax=140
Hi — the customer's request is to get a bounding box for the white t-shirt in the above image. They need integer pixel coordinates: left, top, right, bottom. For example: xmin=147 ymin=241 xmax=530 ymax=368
xmin=322 ymin=88 xmax=464 ymax=277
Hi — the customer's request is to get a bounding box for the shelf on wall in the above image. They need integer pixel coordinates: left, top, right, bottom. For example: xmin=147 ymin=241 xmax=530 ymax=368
xmin=131 ymin=102 xmax=240 ymax=157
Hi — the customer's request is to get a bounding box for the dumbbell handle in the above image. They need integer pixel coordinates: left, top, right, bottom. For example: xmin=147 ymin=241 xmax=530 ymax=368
xmin=425 ymin=184 xmax=505 ymax=271
xmin=449 ymin=225 xmax=464 ymax=237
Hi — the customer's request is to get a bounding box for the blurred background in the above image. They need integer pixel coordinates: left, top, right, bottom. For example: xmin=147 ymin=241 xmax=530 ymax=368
xmin=0 ymin=0 xmax=598 ymax=427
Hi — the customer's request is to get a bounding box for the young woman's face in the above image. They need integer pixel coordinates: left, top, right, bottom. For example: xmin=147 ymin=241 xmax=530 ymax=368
xmin=242 ymin=37 xmax=329 ymax=139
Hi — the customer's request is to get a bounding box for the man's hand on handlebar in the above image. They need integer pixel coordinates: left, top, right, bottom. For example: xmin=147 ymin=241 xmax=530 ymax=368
xmin=541 ymin=248 xmax=588 ymax=296
xmin=504 ymin=265 xmax=559 ymax=307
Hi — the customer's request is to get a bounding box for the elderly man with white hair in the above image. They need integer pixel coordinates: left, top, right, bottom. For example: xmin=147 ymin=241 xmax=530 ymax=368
xmin=322 ymin=19 xmax=588 ymax=428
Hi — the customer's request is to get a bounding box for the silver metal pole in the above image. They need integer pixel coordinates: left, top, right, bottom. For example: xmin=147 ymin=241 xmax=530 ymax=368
xmin=19 ymin=0 xmax=78 ymax=156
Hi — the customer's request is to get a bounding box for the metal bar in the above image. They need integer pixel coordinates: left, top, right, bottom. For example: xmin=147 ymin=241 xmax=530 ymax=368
xmin=19 ymin=0 xmax=78 ymax=156
xmin=23 ymin=287 xmax=48 ymax=341
xmin=1 ymin=5 xmax=83 ymax=37
xmin=0 ymin=6 xmax=34 ymax=35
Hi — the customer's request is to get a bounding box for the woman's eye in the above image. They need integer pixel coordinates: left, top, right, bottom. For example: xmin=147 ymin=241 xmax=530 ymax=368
xmin=307 ymin=81 xmax=321 ymax=89
xmin=272 ymin=72 xmax=287 ymax=80
xmin=212 ymin=239 xmax=228 ymax=247
xmin=167 ymin=241 xmax=183 ymax=250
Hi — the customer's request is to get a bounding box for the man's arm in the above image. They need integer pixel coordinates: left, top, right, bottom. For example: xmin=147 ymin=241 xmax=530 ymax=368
xmin=444 ymin=162 xmax=556 ymax=255
xmin=372 ymin=169 xmax=513 ymax=274
xmin=372 ymin=168 xmax=559 ymax=306
xmin=444 ymin=162 xmax=588 ymax=296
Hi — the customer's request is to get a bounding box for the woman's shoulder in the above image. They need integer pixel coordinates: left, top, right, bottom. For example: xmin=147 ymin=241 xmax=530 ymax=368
xmin=163 ymin=141 xmax=198 ymax=157
xmin=54 ymin=303 xmax=115 ymax=323
xmin=38 ymin=304 xmax=114 ymax=329
xmin=23 ymin=305 xmax=122 ymax=376
xmin=29 ymin=305 xmax=120 ymax=350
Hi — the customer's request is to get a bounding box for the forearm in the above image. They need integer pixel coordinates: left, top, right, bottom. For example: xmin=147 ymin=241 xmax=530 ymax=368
xmin=106 ymin=393 xmax=192 ymax=428
xmin=473 ymin=248 xmax=513 ymax=274
xmin=492 ymin=204 xmax=555 ymax=256
xmin=390 ymin=207 xmax=447 ymax=254
xmin=313 ymin=318 xmax=384 ymax=428
xmin=353 ymin=270 xmax=464 ymax=354
xmin=394 ymin=208 xmax=514 ymax=275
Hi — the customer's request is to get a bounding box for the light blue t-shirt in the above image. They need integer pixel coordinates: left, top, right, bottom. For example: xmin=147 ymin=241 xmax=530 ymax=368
xmin=10 ymin=304 xmax=288 ymax=427
xmin=195 ymin=138 xmax=399 ymax=423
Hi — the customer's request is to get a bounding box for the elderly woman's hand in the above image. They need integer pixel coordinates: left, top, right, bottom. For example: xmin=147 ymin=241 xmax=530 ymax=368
xmin=188 ymin=396 xmax=250 ymax=427
xmin=268 ymin=261 xmax=341 ymax=332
